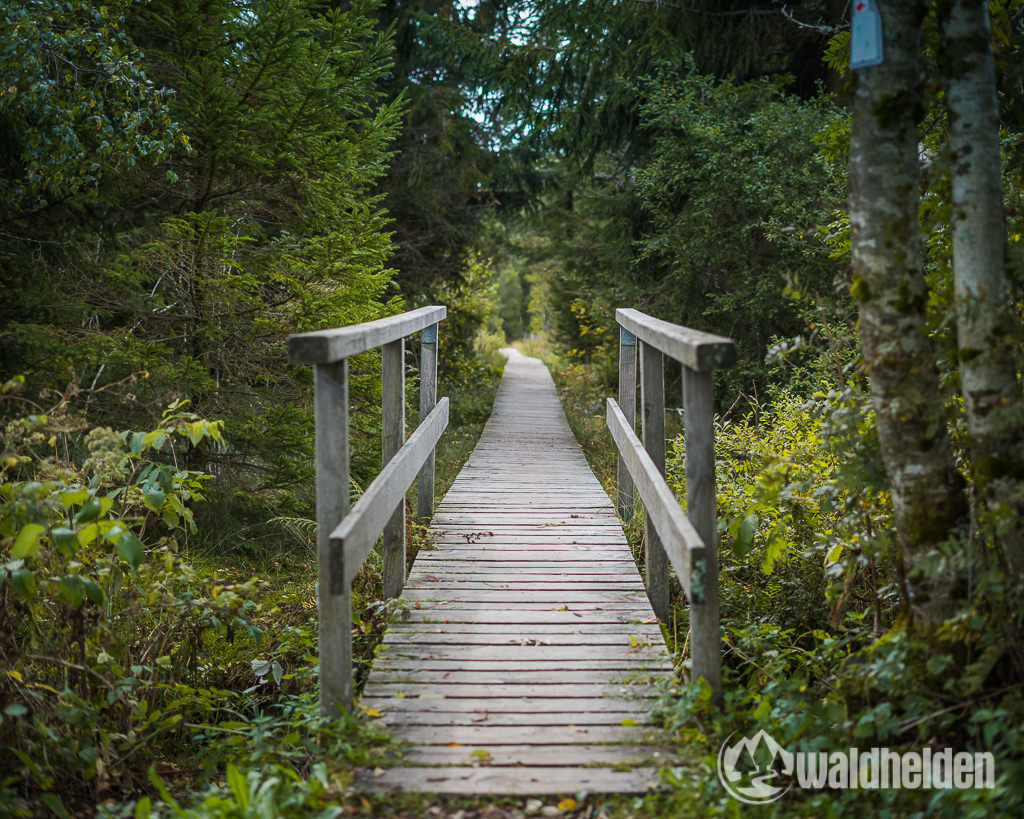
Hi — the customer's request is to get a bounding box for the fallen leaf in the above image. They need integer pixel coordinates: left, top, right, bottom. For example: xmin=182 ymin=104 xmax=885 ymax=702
xmin=557 ymin=797 xmax=578 ymax=810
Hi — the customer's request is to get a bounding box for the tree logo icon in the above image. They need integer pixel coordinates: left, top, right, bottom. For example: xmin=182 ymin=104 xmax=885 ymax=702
xmin=717 ymin=729 xmax=794 ymax=804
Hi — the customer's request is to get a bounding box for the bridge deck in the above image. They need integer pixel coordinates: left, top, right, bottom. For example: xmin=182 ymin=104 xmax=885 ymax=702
xmin=361 ymin=350 xmax=675 ymax=795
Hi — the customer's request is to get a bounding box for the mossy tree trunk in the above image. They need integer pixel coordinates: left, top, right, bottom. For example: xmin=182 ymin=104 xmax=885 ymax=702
xmin=939 ymin=0 xmax=1024 ymax=576
xmin=849 ymin=0 xmax=967 ymax=617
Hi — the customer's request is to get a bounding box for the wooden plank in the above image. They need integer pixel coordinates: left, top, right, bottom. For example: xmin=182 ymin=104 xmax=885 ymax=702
xmin=684 ymin=364 xmax=722 ymax=704
xmin=380 ymin=632 xmax=659 ymax=646
xmin=385 ymin=623 xmax=663 ymax=635
xmin=314 ymin=360 xmax=351 ymax=715
xmin=417 ymin=322 xmax=438 ymax=518
xmin=381 ymin=337 xmax=405 ymax=600
xmin=330 ymin=398 xmax=448 ymax=586
xmin=362 ymin=766 xmax=665 ymax=795
xmin=376 ymin=645 xmax=668 ymax=662
xmin=363 ymin=684 xmax=664 ymax=699
xmin=361 ymin=698 xmax=655 ymax=714
xmin=287 ymin=305 xmax=446 ymax=364
xmin=640 ymin=340 xmax=669 ymax=620
xmin=616 ymin=307 xmax=735 ymax=372
xmin=393 ymin=745 xmax=674 ymax=767
xmin=400 ymin=589 xmax=652 ymax=604
xmin=377 ymin=712 xmax=653 ymax=727
xmin=386 ymin=725 xmax=666 ymax=745
xmin=394 ymin=609 xmax=659 ymax=626
xmin=617 ymin=325 xmax=638 ymax=518
xmin=606 ymin=397 xmax=704 ymax=603
xmin=363 ymin=670 xmax=668 ymax=686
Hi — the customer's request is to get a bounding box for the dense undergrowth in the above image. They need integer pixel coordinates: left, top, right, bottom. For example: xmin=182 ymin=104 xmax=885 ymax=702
xmin=0 ymin=340 xmax=500 ymax=817
xmin=541 ymin=333 xmax=1024 ymax=817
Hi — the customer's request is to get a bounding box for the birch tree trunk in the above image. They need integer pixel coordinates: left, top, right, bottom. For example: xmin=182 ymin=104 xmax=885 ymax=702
xmin=939 ymin=0 xmax=1024 ymax=576
xmin=849 ymin=0 xmax=967 ymax=614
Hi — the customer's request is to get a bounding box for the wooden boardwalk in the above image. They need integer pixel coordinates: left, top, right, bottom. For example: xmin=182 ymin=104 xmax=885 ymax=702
xmin=360 ymin=350 xmax=676 ymax=795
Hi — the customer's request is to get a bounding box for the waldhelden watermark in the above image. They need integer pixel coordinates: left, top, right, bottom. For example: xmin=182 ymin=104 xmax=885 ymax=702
xmin=716 ymin=729 xmax=995 ymax=805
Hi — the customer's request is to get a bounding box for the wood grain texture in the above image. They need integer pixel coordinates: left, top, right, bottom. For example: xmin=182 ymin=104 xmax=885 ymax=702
xmin=360 ymin=349 xmax=675 ymax=795
xmin=288 ymin=305 xmax=446 ymax=364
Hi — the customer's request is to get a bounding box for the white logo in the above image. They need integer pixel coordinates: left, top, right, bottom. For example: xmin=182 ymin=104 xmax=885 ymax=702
xmin=717 ymin=729 xmax=794 ymax=804
xmin=716 ymin=730 xmax=996 ymax=804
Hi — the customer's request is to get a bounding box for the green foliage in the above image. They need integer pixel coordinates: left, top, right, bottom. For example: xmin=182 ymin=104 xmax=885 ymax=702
xmin=0 ymin=0 xmax=182 ymax=218
xmin=0 ymin=406 xmax=261 ymax=808
xmin=635 ymin=67 xmax=847 ymax=385
xmin=1 ymin=0 xmax=405 ymax=526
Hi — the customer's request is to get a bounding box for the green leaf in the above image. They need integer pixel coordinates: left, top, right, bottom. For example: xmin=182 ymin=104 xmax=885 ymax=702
xmin=12 ymin=568 xmax=36 ymax=598
xmin=4 ymin=703 xmax=28 ymax=717
xmin=40 ymin=793 xmax=70 ymax=819
xmin=226 ymin=763 xmax=248 ymax=808
xmin=81 ymin=578 xmax=105 ymax=605
xmin=61 ymin=488 xmax=90 ymax=509
xmin=59 ymin=575 xmax=85 ymax=607
xmin=73 ymin=497 xmax=102 ymax=524
xmin=11 ymin=523 xmax=46 ymax=559
xmin=134 ymin=796 xmax=152 ymax=819
xmin=731 ymin=514 xmax=758 ymax=560
xmin=51 ymin=526 xmax=80 ymax=556
xmin=116 ymin=533 xmax=145 ymax=568
xmin=144 ymin=487 xmax=166 ymax=509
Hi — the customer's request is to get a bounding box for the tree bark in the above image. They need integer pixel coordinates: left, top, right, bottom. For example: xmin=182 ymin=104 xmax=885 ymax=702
xmin=849 ymin=0 xmax=967 ymax=614
xmin=939 ymin=0 xmax=1024 ymax=575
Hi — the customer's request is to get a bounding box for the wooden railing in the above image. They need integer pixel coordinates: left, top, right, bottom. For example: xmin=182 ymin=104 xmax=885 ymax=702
xmin=288 ymin=306 xmax=448 ymax=715
xmin=606 ymin=308 xmax=735 ymax=704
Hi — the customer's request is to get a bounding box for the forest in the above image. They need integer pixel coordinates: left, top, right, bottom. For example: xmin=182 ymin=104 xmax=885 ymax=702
xmin=2 ymin=0 xmax=1024 ymax=815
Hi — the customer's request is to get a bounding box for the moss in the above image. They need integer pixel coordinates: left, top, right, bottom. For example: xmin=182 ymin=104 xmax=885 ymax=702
xmin=850 ymin=277 xmax=872 ymax=302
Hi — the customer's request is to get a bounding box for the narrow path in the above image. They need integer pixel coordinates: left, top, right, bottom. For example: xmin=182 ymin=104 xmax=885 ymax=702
xmin=361 ymin=350 xmax=676 ymax=795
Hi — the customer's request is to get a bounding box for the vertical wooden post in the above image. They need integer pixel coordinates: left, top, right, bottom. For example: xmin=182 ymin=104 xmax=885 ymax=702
xmin=683 ymin=366 xmax=722 ymax=704
xmin=381 ymin=339 xmax=406 ymax=600
xmin=417 ymin=323 xmax=438 ymax=519
xmin=314 ymin=360 xmax=351 ymax=715
xmin=641 ymin=341 xmax=669 ymax=621
xmin=617 ymin=327 xmax=637 ymax=519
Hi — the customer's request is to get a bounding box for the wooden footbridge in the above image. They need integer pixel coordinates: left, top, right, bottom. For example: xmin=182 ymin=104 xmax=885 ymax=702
xmin=288 ymin=307 xmax=735 ymax=796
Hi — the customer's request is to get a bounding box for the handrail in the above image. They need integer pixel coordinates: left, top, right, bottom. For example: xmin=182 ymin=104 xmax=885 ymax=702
xmin=616 ymin=308 xmax=736 ymax=372
xmin=608 ymin=308 xmax=735 ymax=705
xmin=288 ymin=306 xmax=447 ymax=715
xmin=288 ymin=305 xmax=447 ymax=365
xmin=606 ymin=398 xmax=705 ymax=604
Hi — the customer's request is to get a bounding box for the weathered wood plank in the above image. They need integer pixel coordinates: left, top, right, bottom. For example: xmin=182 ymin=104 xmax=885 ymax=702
xmin=616 ymin=307 xmax=735 ymax=372
xmin=386 ymin=725 xmax=667 ymax=745
xmin=416 ymin=322 xmax=438 ymax=518
xmin=606 ymin=396 xmax=704 ymax=603
xmin=361 ymin=697 xmax=656 ymax=714
xmin=381 ymin=338 xmax=405 ymax=600
xmin=363 ymin=685 xmax=665 ymax=701
xmin=330 ymin=398 xmax=448 ymax=586
xmin=393 ymin=745 xmax=674 ymax=767
xmin=314 ymin=360 xmax=351 ymax=716
xmin=380 ymin=632 xmax=660 ymax=646
xmin=287 ymin=305 xmax=446 ymax=364
xmin=376 ymin=644 xmax=668 ymax=662
xmin=363 ymin=670 xmax=668 ymax=686
xmin=362 ymin=766 xmax=665 ymax=795
xmin=684 ymin=364 xmax=722 ymax=703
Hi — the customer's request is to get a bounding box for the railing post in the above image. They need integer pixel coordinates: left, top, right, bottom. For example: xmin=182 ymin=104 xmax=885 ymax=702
xmin=381 ymin=339 xmax=406 ymax=600
xmin=640 ymin=340 xmax=669 ymax=621
xmin=314 ymin=360 xmax=352 ymax=715
xmin=617 ymin=328 xmax=637 ymax=519
xmin=417 ymin=323 xmax=438 ymax=519
xmin=683 ymin=366 xmax=722 ymax=704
